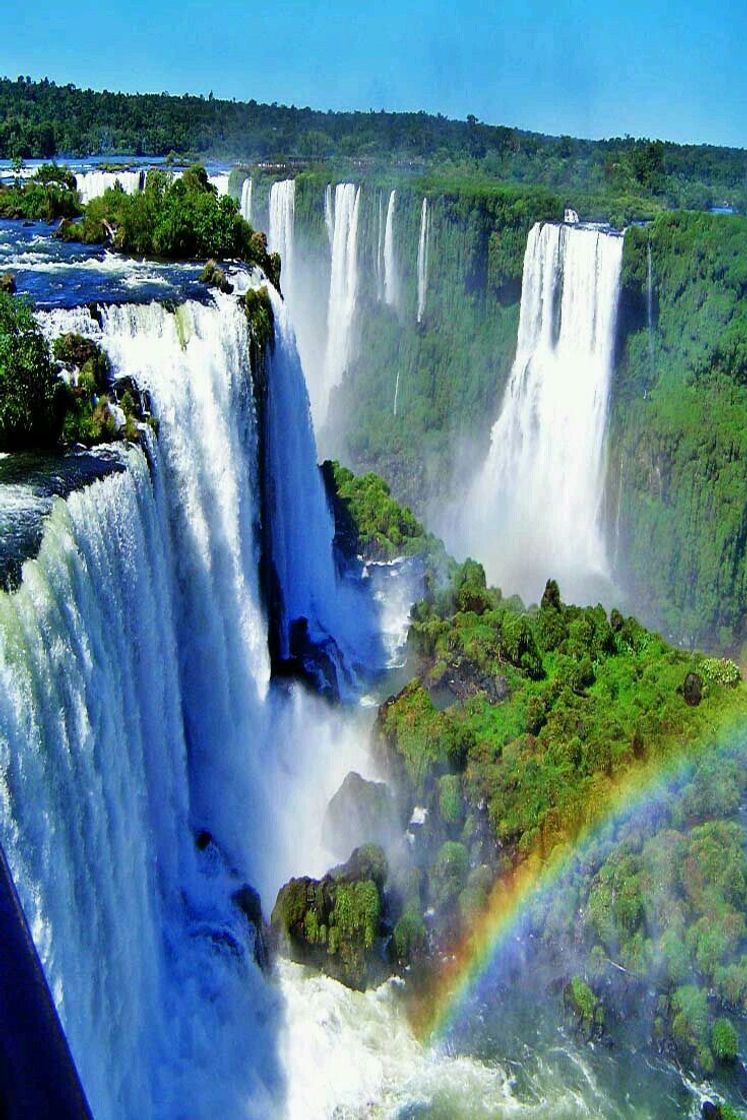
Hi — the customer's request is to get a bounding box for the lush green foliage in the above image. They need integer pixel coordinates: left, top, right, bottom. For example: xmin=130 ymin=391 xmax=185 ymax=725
xmin=322 ymin=459 xmax=446 ymax=566
xmin=58 ymin=165 xmax=274 ymax=269
xmin=0 ymin=163 xmax=81 ymax=220
xmin=271 ymin=845 xmax=387 ymax=990
xmin=0 ymin=292 xmax=61 ymax=449
xmin=0 ymin=302 xmax=145 ymax=451
xmin=2 ymin=77 xmax=746 ymax=213
xmin=609 ymin=211 xmax=747 ymax=649
xmin=378 ymin=564 xmax=747 ymax=1077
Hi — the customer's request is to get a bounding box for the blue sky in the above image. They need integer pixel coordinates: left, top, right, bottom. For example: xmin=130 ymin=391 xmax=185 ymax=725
xmin=2 ymin=0 xmax=745 ymax=148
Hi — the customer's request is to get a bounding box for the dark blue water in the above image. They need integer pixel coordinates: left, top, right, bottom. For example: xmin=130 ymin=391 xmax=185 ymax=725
xmin=0 ymin=219 xmax=212 ymax=308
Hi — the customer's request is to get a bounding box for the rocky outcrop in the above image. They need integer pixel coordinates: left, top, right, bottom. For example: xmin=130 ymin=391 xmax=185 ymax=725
xmin=323 ymin=771 xmax=400 ymax=859
xmin=271 ymin=844 xmax=389 ymax=990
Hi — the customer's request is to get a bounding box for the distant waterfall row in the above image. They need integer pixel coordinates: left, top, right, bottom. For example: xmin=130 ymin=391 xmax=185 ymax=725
xmin=265 ymin=176 xmax=433 ymax=431
xmin=74 ymin=167 xmax=230 ymax=205
xmin=459 ymin=221 xmax=625 ymax=604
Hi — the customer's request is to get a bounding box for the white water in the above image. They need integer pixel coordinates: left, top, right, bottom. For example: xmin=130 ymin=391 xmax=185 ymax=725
xmin=383 ymin=188 xmax=399 ymax=308
xmin=264 ymin=286 xmax=378 ymax=679
xmin=208 ymin=172 xmax=230 ymax=197
xmin=375 ymin=192 xmax=385 ymax=300
xmin=324 ymin=183 xmax=334 ymax=248
xmin=240 ymin=177 xmax=253 ymax=223
xmin=459 ymin=221 xmax=624 ymax=604
xmin=75 ymin=168 xmax=145 ymax=204
xmin=416 ymin=197 xmax=430 ymax=323
xmin=319 ymin=183 xmax=361 ymax=425
xmin=0 ymin=288 xmax=393 ymax=1117
xmin=269 ymin=179 xmax=296 ymax=295
xmin=0 ymin=447 xmax=281 ymax=1119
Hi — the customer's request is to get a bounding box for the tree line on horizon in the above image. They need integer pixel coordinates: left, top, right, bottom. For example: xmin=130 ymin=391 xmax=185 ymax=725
xmin=0 ymin=76 xmax=745 ymax=211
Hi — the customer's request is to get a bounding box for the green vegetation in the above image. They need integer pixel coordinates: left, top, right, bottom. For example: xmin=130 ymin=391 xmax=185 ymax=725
xmin=322 ymin=459 xmax=447 ymax=568
xmin=381 ymin=571 xmax=746 ymax=858
xmin=2 ymin=77 xmax=745 ymax=214
xmin=377 ymin=563 xmax=747 ymax=1067
xmin=0 ymin=292 xmax=61 ymax=449
xmin=271 ymin=845 xmax=387 ymax=990
xmin=57 ymin=164 xmax=275 ymax=271
xmin=0 ymin=296 xmax=147 ymax=451
xmin=609 ymin=211 xmax=747 ymax=649
xmin=0 ymin=162 xmax=81 ymax=220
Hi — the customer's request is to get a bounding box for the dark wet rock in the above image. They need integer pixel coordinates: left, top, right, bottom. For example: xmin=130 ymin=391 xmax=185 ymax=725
xmin=271 ymin=844 xmax=389 ymax=990
xmin=199 ymin=259 xmax=234 ymax=294
xmin=430 ymin=656 xmax=509 ymax=705
xmin=683 ymin=671 xmax=703 ymax=706
xmin=323 ymin=771 xmax=400 ymax=859
xmin=195 ymin=829 xmax=213 ymax=851
xmin=232 ymin=884 xmax=270 ymax=971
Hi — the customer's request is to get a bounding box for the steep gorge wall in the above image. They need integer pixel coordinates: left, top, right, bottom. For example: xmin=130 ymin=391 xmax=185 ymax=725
xmin=607 ymin=212 xmax=747 ymax=649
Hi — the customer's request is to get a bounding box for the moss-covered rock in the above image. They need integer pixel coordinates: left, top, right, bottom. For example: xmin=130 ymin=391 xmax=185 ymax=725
xmin=271 ymin=845 xmax=389 ymax=990
xmin=563 ymin=975 xmax=605 ymax=1040
xmin=199 ymin=258 xmax=234 ymax=294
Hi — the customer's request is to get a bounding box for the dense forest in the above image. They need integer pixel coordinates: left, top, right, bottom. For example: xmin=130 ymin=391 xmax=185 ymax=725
xmin=1 ymin=76 xmax=746 ymax=211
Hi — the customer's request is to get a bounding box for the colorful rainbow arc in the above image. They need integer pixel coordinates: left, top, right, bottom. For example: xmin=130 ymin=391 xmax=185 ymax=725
xmin=412 ymin=715 xmax=746 ymax=1044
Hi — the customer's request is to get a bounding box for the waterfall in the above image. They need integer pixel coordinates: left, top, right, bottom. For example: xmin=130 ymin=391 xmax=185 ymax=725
xmin=319 ymin=183 xmax=361 ymax=425
xmin=383 ymin=189 xmax=399 ymax=307
xmin=240 ymin=177 xmax=253 ymax=223
xmin=393 ymin=368 xmax=401 ymax=417
xmin=263 ymin=287 xmax=376 ymax=682
xmin=647 ymin=240 xmax=655 ymax=371
xmin=462 ymin=221 xmax=624 ymax=604
xmin=0 ymin=285 xmax=385 ymax=1117
xmin=324 ymin=184 xmax=334 ymax=248
xmin=76 ymin=169 xmax=144 ymax=204
xmin=0 ymin=441 xmax=280 ymax=1119
xmin=269 ymin=179 xmax=296 ymax=295
xmin=375 ymin=192 xmax=385 ymax=301
xmin=207 ymin=173 xmax=230 ymax=196
xmin=416 ymin=198 xmax=430 ymax=323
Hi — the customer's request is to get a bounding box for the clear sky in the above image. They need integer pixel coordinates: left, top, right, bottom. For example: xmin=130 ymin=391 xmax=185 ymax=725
xmin=2 ymin=0 xmax=745 ymax=148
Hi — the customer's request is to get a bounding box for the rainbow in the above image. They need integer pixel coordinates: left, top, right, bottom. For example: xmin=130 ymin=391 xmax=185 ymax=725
xmin=413 ymin=714 xmax=747 ymax=1043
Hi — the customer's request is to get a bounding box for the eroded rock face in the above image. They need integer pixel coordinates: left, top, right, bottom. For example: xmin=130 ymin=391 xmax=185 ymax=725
xmin=271 ymin=845 xmax=389 ymax=990
xmin=323 ymin=771 xmax=400 ymax=859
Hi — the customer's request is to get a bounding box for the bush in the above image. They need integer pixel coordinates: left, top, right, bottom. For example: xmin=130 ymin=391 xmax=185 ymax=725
xmin=712 ymin=1017 xmax=738 ymax=1063
xmin=0 ymin=292 xmax=61 ymax=449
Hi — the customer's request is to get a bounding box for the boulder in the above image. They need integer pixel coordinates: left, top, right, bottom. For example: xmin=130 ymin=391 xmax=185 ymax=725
xmin=683 ymin=671 xmax=703 ymax=706
xmin=271 ymin=845 xmax=389 ymax=990
xmin=0 ymin=273 xmax=16 ymax=295
xmin=232 ymin=884 xmax=270 ymax=971
xmin=323 ymin=771 xmax=399 ymax=858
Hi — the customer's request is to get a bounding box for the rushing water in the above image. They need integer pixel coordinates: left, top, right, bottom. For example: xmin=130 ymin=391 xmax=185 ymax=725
xmin=384 ymin=188 xmax=399 ymax=308
xmin=320 ymin=182 xmax=361 ymax=425
xmin=269 ymin=179 xmax=296 ymax=296
xmin=459 ymin=221 xmax=624 ymax=605
xmin=241 ymin=177 xmax=254 ymax=224
xmin=416 ymin=197 xmax=430 ymax=323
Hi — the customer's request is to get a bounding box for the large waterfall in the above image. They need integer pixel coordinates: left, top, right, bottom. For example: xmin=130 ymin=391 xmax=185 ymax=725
xmin=0 ymin=287 xmax=380 ymax=1118
xmin=461 ymin=221 xmax=624 ymax=604
xmin=269 ymin=180 xmax=296 ymax=295
xmin=416 ymin=197 xmax=430 ymax=323
xmin=319 ymin=183 xmax=361 ymax=426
